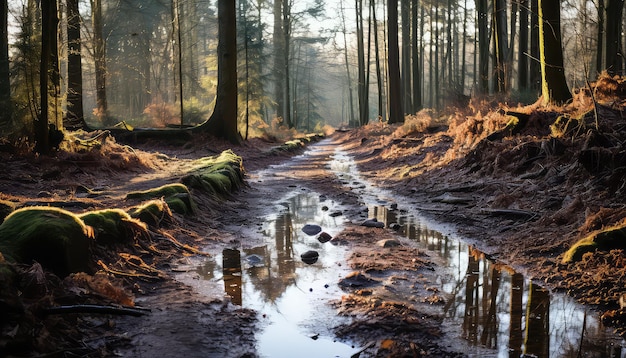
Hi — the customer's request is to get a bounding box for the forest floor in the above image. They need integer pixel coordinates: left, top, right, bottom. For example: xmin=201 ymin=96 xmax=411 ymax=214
xmin=2 ymin=74 xmax=626 ymax=357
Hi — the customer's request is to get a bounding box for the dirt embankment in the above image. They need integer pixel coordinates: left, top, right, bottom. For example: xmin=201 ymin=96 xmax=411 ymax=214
xmin=333 ymin=73 xmax=626 ymax=334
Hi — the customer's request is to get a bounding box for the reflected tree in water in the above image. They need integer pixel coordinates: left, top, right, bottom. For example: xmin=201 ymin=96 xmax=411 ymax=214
xmin=222 ymin=248 xmax=242 ymax=305
xmin=509 ymin=273 xmax=524 ymax=358
xmin=524 ymin=282 xmax=550 ymax=357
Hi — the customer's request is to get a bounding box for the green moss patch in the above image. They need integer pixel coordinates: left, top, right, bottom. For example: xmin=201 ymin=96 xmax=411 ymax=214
xmin=126 ymin=183 xmax=195 ymax=215
xmin=181 ymin=150 xmax=245 ymax=198
xmin=0 ymin=207 xmax=95 ymax=276
xmin=79 ymin=209 xmax=147 ymax=245
xmin=562 ymin=224 xmax=626 ymax=263
xmin=129 ymin=199 xmax=175 ymax=228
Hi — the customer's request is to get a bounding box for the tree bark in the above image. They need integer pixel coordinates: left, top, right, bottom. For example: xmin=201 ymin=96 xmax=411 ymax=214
xmin=538 ymin=0 xmax=572 ymax=105
xmin=387 ymin=0 xmax=403 ymax=123
xmin=401 ymin=0 xmax=412 ymax=113
xmin=66 ymin=0 xmax=86 ymax=130
xmin=340 ymin=2 xmax=356 ymax=126
xmin=604 ymin=0 xmax=625 ymax=75
xmin=518 ymin=0 xmax=529 ymax=89
xmin=530 ymin=0 xmax=541 ymax=90
xmin=194 ymin=0 xmax=240 ymax=144
xmin=36 ymin=0 xmax=58 ymax=154
xmin=371 ymin=0 xmax=385 ymax=120
xmin=493 ymin=0 xmax=508 ymax=92
xmin=477 ymin=0 xmax=489 ymax=93
xmin=92 ymin=0 xmax=109 ymax=126
xmin=0 ymin=0 xmax=10 ymax=125
xmin=411 ymin=0 xmax=421 ymax=111
xmin=272 ymin=0 xmax=284 ymax=121
xmin=356 ymin=0 xmax=367 ymax=125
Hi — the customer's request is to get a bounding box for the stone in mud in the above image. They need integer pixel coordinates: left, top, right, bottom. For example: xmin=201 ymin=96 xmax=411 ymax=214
xmin=376 ymin=239 xmax=402 ymax=248
xmin=338 ymin=271 xmax=379 ymax=288
xmin=245 ymin=254 xmax=264 ymax=267
xmin=302 ymin=224 xmax=322 ymax=236
xmin=300 ymin=250 xmax=319 ymax=264
xmin=361 ymin=218 xmax=384 ymax=228
xmin=317 ymin=232 xmax=332 ymax=243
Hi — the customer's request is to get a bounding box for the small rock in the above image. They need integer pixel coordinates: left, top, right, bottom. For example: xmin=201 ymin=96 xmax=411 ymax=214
xmin=390 ymin=203 xmax=398 ymax=210
xmin=321 ymin=205 xmax=329 ymax=211
xmin=361 ymin=218 xmax=384 ymax=228
xmin=245 ymin=254 xmax=264 ymax=267
xmin=302 ymin=224 xmax=322 ymax=236
xmin=377 ymin=239 xmax=402 ymax=248
xmin=329 ymin=210 xmax=343 ymax=217
xmin=338 ymin=271 xmax=379 ymax=288
xmin=317 ymin=232 xmax=332 ymax=243
xmin=300 ymin=250 xmax=319 ymax=264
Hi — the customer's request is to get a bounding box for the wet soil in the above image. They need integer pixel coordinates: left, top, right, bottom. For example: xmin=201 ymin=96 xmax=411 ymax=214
xmin=3 ymin=78 xmax=626 ymax=357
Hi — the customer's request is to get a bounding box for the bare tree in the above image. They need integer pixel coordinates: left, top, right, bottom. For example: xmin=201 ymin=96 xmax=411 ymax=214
xmin=66 ymin=0 xmax=86 ymax=130
xmin=538 ymin=0 xmax=572 ymax=104
xmin=387 ymin=0 xmax=403 ymax=123
xmin=0 ymin=0 xmax=10 ymax=125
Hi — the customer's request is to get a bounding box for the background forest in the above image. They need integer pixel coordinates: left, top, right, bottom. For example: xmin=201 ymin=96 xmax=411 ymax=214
xmin=0 ymin=0 xmax=623 ymax=148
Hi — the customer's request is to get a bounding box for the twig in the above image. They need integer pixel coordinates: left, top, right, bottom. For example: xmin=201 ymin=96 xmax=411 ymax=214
xmin=42 ymin=304 xmax=148 ymax=317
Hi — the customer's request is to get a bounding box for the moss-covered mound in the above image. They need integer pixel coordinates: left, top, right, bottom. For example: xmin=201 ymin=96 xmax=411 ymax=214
xmin=126 ymin=183 xmax=195 ymax=215
xmin=79 ymin=209 xmax=147 ymax=245
xmin=0 ymin=207 xmax=95 ymax=276
xmin=181 ymin=150 xmax=245 ymax=197
xmin=129 ymin=199 xmax=175 ymax=228
xmin=563 ymin=224 xmax=626 ymax=263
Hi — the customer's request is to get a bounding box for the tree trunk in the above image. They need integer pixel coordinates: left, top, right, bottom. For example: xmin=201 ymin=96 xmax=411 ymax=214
xmin=371 ymin=0 xmax=384 ymax=120
xmin=66 ymin=0 xmax=86 ymax=130
xmin=272 ymin=0 xmax=284 ymax=121
xmin=604 ymin=0 xmax=625 ymax=75
xmin=538 ymin=0 xmax=572 ymax=104
xmin=340 ymin=2 xmax=356 ymax=126
xmin=411 ymin=0 xmax=421 ymax=111
xmin=530 ymin=0 xmax=540 ymax=90
xmin=401 ymin=0 xmax=412 ymax=113
xmin=493 ymin=0 xmax=508 ymax=92
xmin=282 ymin=0 xmax=293 ymax=128
xmin=0 ymin=0 xmax=10 ymax=125
xmin=356 ymin=0 xmax=367 ymax=125
xmin=518 ymin=0 xmax=529 ymax=89
xmin=387 ymin=0 xmax=403 ymax=123
xmin=434 ymin=5 xmax=440 ymax=109
xmin=477 ymin=0 xmax=489 ymax=93
xmin=596 ymin=0 xmax=605 ymax=74
xmin=36 ymin=0 xmax=57 ymax=154
xmin=92 ymin=0 xmax=109 ymax=126
xmin=194 ymin=0 xmax=240 ymax=144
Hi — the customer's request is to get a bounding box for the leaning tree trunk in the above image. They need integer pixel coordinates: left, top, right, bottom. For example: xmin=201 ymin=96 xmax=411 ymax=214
xmin=194 ymin=0 xmax=240 ymax=144
xmin=538 ymin=0 xmax=572 ymax=105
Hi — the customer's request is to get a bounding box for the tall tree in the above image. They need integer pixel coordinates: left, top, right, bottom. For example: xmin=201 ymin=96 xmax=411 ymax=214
xmin=518 ymin=0 xmax=529 ymax=90
xmin=493 ymin=0 xmax=508 ymax=92
xmin=411 ymin=0 xmax=421 ymax=111
xmin=387 ymin=0 xmax=403 ymax=123
xmin=66 ymin=0 xmax=86 ymax=130
xmin=477 ymin=0 xmax=489 ymax=93
xmin=340 ymin=2 xmax=356 ymax=126
xmin=371 ymin=0 xmax=383 ymax=121
xmin=91 ymin=0 xmax=109 ymax=125
xmin=401 ymin=0 xmax=412 ymax=113
xmin=36 ymin=0 xmax=59 ymax=154
xmin=530 ymin=0 xmax=540 ymax=89
xmin=604 ymin=0 xmax=625 ymax=74
xmin=356 ymin=0 xmax=367 ymax=125
xmin=195 ymin=0 xmax=240 ymax=144
xmin=272 ymin=0 xmax=284 ymax=122
xmin=0 ymin=0 xmax=10 ymax=125
xmin=538 ymin=0 xmax=571 ymax=104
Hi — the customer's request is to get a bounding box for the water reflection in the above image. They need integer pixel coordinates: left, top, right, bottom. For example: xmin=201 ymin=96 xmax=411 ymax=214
xmin=193 ymin=192 xmax=357 ymax=357
xmin=368 ymin=204 xmax=625 ymax=357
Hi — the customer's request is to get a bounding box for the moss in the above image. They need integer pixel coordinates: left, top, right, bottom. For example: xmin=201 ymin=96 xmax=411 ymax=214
xmin=182 ymin=150 xmax=245 ymax=197
xmin=125 ymin=183 xmax=190 ymax=200
xmin=562 ymin=224 xmax=626 ymax=263
xmin=129 ymin=199 xmax=174 ymax=228
xmin=79 ymin=209 xmax=145 ymax=245
xmin=0 ymin=200 xmax=15 ymax=222
xmin=0 ymin=207 xmax=94 ymax=276
xmin=550 ymin=115 xmax=581 ymax=137
xmin=165 ymin=193 xmax=196 ymax=214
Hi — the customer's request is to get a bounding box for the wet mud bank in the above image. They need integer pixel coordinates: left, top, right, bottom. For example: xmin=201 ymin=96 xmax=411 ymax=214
xmin=172 ymin=138 xmax=624 ymax=357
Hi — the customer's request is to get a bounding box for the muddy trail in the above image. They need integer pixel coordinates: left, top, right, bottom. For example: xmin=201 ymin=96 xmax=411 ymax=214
xmin=111 ymin=137 xmax=624 ymax=358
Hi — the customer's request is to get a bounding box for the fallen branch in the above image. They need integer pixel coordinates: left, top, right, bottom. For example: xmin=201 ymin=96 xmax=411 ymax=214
xmin=43 ymin=304 xmax=148 ymax=317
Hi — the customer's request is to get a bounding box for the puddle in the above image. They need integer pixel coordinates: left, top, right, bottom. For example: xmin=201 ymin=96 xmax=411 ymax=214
xmin=183 ymin=192 xmax=361 ymax=357
xmin=181 ymin=144 xmax=625 ymax=357
xmin=332 ymin=149 xmax=626 ymax=357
